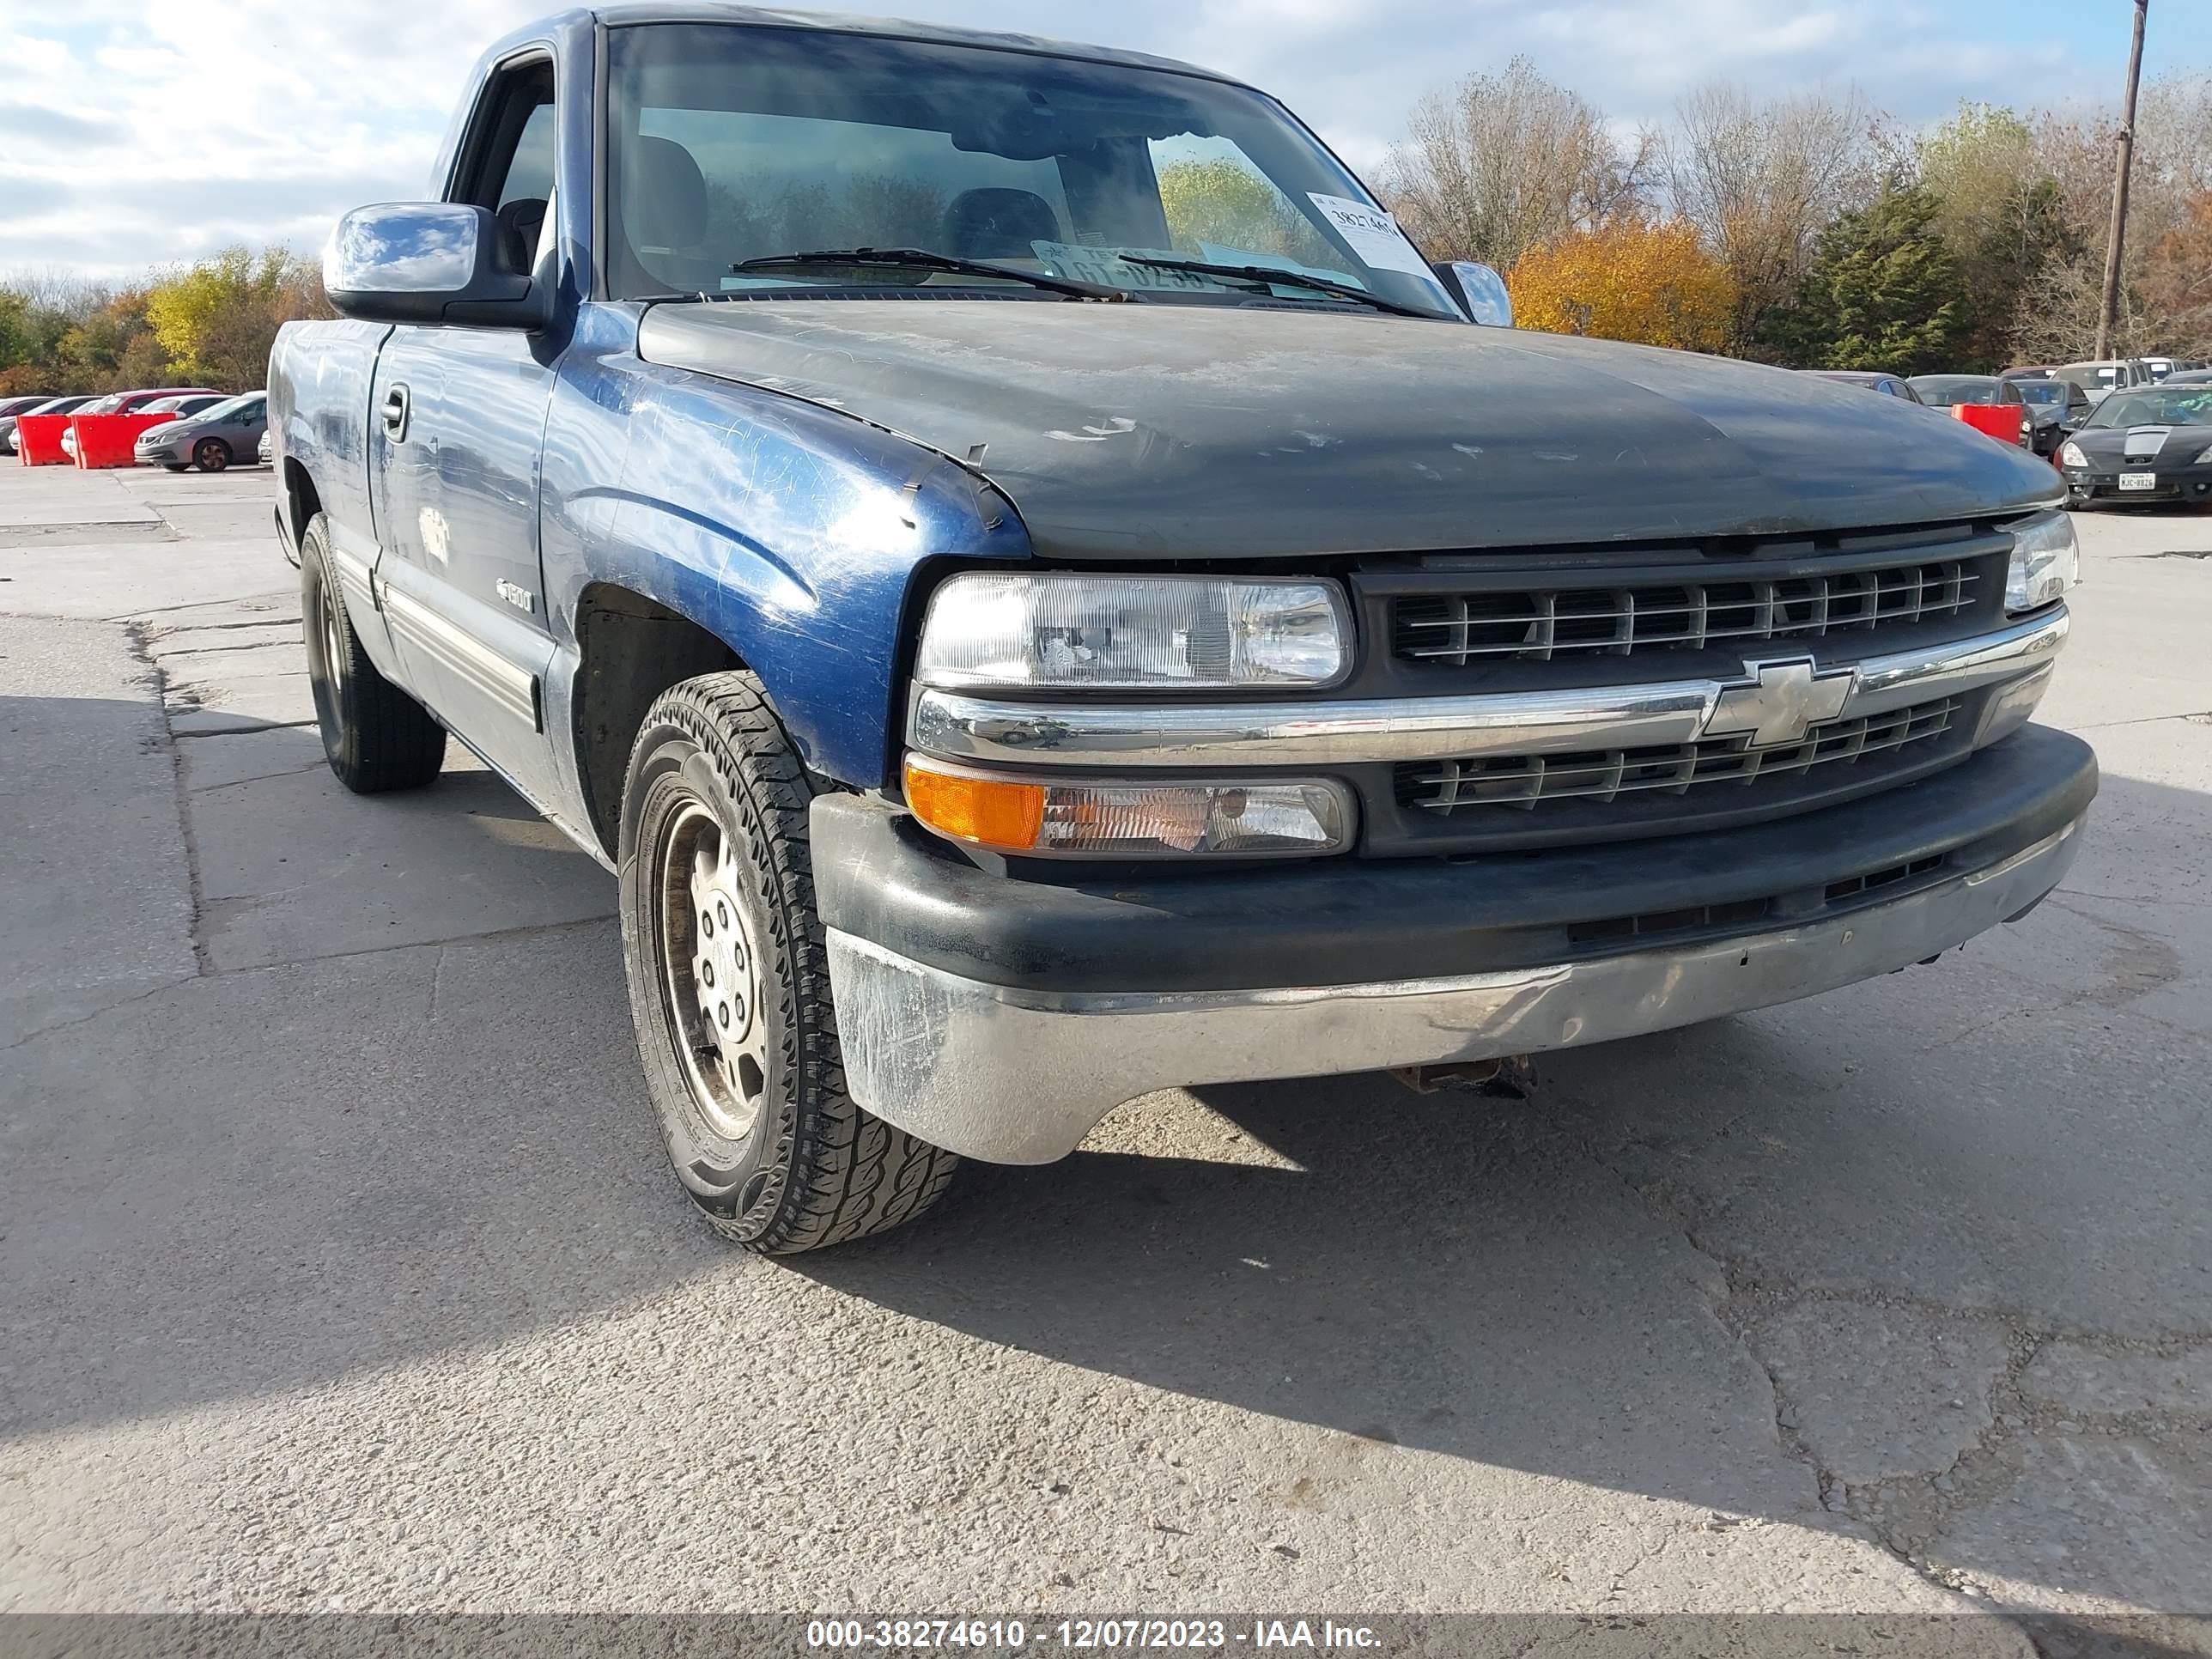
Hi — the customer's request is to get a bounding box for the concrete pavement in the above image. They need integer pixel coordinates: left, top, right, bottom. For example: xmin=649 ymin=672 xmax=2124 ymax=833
xmin=3 ymin=463 xmax=2208 ymax=1632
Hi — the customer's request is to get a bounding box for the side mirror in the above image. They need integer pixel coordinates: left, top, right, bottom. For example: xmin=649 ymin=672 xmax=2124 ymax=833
xmin=324 ymin=202 xmax=550 ymax=331
xmin=1429 ymin=259 xmax=1513 ymax=327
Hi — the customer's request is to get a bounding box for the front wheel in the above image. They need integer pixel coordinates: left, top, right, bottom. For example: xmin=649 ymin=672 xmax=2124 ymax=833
xmin=617 ymin=672 xmax=957 ymax=1254
xmin=192 ymin=437 xmax=231 ymax=472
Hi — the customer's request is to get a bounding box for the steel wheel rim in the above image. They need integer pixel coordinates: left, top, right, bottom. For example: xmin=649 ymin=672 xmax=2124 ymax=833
xmin=658 ymin=799 xmax=768 ymax=1140
xmin=317 ymin=579 xmax=345 ymax=695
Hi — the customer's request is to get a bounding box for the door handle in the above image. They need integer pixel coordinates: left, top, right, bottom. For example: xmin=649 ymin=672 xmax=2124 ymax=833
xmin=381 ymin=384 xmax=411 ymax=442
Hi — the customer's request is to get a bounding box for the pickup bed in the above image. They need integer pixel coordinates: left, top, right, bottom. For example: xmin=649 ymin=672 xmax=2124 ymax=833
xmin=270 ymin=2 xmax=2094 ymax=1252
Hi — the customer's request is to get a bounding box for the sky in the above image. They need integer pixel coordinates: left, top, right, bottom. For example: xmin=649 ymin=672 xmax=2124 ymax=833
xmin=0 ymin=0 xmax=2204 ymax=282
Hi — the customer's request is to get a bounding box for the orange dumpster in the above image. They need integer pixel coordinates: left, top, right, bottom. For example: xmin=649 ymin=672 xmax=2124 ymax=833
xmin=71 ymin=410 xmax=182 ymax=469
xmin=13 ymin=412 xmax=75 ymax=465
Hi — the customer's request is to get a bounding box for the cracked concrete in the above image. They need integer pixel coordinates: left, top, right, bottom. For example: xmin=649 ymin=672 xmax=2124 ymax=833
xmin=3 ymin=467 xmax=2209 ymax=1626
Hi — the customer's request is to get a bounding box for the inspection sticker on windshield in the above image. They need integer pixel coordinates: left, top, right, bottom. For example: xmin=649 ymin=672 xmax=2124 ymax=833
xmin=1305 ymin=193 xmax=1430 ymax=276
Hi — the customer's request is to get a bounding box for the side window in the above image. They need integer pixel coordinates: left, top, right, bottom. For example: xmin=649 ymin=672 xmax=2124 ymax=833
xmin=453 ymin=58 xmax=556 ymax=276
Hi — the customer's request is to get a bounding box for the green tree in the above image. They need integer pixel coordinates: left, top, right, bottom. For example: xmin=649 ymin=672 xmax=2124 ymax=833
xmin=1759 ymin=185 xmax=1966 ymax=374
xmin=1158 ymin=158 xmax=1327 ymax=262
xmin=143 ymin=246 xmax=319 ymax=387
xmin=55 ymin=290 xmax=161 ymax=391
xmin=1916 ymin=103 xmax=2074 ymax=368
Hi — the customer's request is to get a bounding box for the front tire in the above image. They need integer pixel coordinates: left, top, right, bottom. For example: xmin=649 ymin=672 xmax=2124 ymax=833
xmin=300 ymin=515 xmax=447 ymax=793
xmin=193 ymin=437 xmax=231 ymax=472
xmin=617 ymin=672 xmax=957 ymax=1254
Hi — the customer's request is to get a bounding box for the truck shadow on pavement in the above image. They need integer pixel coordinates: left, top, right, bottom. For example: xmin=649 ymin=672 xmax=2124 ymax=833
xmin=799 ymin=766 xmax=2212 ymax=1613
xmin=3 ymin=678 xmax=2206 ymax=1612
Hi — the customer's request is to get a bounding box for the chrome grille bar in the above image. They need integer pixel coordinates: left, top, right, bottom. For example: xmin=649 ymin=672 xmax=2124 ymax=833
xmin=1406 ymin=699 xmax=1960 ymax=812
xmin=908 ymin=608 xmax=2068 ymax=770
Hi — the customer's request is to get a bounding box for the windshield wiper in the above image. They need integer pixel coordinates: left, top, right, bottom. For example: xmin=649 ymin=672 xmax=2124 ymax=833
xmin=732 ymin=248 xmax=1127 ymax=302
xmin=1115 ymin=255 xmax=1439 ymax=319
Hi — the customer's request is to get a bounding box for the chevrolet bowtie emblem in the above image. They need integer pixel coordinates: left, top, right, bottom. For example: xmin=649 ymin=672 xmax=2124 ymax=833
xmin=1705 ymin=658 xmax=1855 ymax=747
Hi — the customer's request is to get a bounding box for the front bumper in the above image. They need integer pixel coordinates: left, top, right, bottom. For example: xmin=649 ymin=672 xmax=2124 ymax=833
xmin=2063 ymin=459 xmax=2212 ymax=503
xmin=814 ymin=726 xmax=2095 ymax=1164
xmin=134 ymin=442 xmax=189 ymax=465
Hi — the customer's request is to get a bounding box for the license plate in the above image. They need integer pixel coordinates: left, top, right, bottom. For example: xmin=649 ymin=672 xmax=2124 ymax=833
xmin=2119 ymin=471 xmax=2158 ymax=490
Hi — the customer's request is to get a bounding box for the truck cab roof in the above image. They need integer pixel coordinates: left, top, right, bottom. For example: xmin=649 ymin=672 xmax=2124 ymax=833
xmin=504 ymin=3 xmax=1237 ymax=87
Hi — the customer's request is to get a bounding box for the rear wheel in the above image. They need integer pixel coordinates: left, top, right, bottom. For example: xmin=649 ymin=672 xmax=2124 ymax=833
xmin=192 ymin=437 xmax=231 ymax=472
xmin=617 ymin=672 xmax=957 ymax=1254
xmin=300 ymin=515 xmax=446 ymax=793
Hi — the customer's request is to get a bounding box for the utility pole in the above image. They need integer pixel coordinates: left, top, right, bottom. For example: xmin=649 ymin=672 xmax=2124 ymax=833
xmin=2094 ymin=0 xmax=2149 ymax=360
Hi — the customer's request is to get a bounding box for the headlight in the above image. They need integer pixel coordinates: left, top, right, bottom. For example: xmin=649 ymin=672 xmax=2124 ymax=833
xmin=915 ymin=573 xmax=1351 ymax=691
xmin=903 ymin=757 xmax=1352 ymax=858
xmin=2059 ymin=441 xmax=2087 ymax=468
xmin=2004 ymin=510 xmax=2078 ymax=612
xmin=2196 ymin=444 xmax=2212 ymax=464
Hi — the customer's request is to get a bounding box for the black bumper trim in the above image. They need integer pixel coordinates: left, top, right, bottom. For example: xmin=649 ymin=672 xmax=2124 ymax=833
xmin=811 ymin=724 xmax=2096 ymax=994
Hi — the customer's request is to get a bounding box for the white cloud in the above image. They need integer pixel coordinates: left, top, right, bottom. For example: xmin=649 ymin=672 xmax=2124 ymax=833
xmin=0 ymin=0 xmax=2191 ymax=280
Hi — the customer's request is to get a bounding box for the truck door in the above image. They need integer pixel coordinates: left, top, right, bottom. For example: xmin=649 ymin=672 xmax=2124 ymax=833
xmin=368 ymin=52 xmax=562 ymax=807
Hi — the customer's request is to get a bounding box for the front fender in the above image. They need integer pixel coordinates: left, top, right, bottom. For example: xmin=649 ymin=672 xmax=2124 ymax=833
xmin=540 ymin=312 xmax=1032 ymax=792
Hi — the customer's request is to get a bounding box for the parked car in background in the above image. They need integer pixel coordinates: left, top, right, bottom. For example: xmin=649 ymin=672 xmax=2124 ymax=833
xmin=2139 ymin=359 xmax=2207 ymax=383
xmin=257 ymin=428 xmax=273 ymax=466
xmin=134 ymin=390 xmax=269 ymax=472
xmin=1908 ymin=375 xmax=2032 ymax=449
xmin=2054 ymin=360 xmax=2152 ymax=404
xmin=1805 ymin=369 xmax=1925 ymax=403
xmin=0 ymin=394 xmax=53 ymax=455
xmin=2163 ymin=368 xmax=2212 ymax=387
xmin=1998 ymin=366 xmax=2054 ymax=383
xmin=2014 ymin=379 xmax=2092 ymax=457
xmin=74 ymin=386 xmax=225 ymax=417
xmin=59 ymin=387 xmax=228 ymax=459
xmin=2058 ymin=384 xmax=2212 ymax=507
xmin=0 ymin=392 xmax=95 ymax=455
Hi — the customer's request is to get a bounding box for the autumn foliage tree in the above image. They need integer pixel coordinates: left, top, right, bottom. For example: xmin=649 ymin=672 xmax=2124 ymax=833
xmin=1507 ymin=219 xmax=1735 ymax=352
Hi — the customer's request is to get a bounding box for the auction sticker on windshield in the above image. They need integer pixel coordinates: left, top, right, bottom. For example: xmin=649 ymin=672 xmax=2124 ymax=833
xmin=1305 ymin=193 xmax=1431 ymax=276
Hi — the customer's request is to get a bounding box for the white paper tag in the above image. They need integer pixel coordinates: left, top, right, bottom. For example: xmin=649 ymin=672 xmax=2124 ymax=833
xmin=1305 ymin=193 xmax=1432 ymax=276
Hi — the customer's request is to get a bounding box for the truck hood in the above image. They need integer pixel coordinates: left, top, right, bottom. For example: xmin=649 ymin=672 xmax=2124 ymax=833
xmin=638 ymin=301 xmax=2063 ymax=561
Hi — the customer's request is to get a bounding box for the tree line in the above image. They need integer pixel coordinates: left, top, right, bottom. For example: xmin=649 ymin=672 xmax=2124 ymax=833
xmin=5 ymin=61 xmax=2206 ymax=391
xmin=0 ymin=249 xmax=331 ymax=399
xmin=1379 ymin=58 xmax=2212 ymax=371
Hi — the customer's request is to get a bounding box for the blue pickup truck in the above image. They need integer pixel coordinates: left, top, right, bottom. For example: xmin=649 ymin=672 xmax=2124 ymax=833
xmin=270 ymin=3 xmax=2093 ymax=1253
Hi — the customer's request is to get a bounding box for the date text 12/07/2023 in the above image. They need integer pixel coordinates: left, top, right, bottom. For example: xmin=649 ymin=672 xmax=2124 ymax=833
xmin=804 ymin=1619 xmax=1382 ymax=1650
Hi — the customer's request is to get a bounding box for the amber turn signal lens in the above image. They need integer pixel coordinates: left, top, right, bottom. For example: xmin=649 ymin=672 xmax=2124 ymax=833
xmin=903 ymin=760 xmax=1046 ymax=851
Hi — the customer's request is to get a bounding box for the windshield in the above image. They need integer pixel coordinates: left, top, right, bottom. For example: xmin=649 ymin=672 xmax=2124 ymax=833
xmin=1909 ymin=377 xmax=2002 ymax=405
xmin=605 ymin=24 xmax=1460 ymax=319
xmin=187 ymin=393 xmax=254 ymax=422
xmin=2085 ymin=388 xmax=2212 ymax=428
xmin=81 ymin=395 xmax=127 ymax=415
xmin=2057 ymin=365 xmax=2122 ymax=392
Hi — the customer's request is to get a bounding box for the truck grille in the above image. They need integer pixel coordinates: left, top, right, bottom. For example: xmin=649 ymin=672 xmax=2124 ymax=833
xmin=1394 ymin=561 xmax=1980 ymax=665
xmin=1401 ymin=696 xmax=1962 ymax=816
